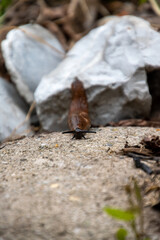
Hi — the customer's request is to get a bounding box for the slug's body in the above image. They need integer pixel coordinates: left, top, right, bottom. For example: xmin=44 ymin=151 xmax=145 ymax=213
xmin=63 ymin=78 xmax=95 ymax=139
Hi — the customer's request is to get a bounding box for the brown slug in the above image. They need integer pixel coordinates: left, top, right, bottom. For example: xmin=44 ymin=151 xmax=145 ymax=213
xmin=62 ymin=78 xmax=96 ymax=139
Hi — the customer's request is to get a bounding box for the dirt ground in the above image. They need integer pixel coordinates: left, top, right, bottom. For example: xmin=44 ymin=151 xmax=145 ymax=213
xmin=0 ymin=127 xmax=160 ymax=240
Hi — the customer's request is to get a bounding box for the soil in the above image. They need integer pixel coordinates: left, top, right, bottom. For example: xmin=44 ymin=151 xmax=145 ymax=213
xmin=0 ymin=127 xmax=160 ymax=240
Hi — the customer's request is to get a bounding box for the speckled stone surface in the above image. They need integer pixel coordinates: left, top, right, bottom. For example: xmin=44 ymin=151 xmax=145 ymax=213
xmin=0 ymin=127 xmax=159 ymax=240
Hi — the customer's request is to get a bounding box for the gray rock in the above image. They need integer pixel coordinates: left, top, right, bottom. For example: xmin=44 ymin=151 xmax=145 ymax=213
xmin=1 ymin=24 xmax=65 ymax=104
xmin=0 ymin=77 xmax=31 ymax=142
xmin=35 ymin=16 xmax=159 ymax=131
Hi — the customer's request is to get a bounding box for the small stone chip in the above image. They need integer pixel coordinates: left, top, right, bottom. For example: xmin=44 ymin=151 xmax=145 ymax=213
xmin=69 ymin=196 xmax=81 ymax=202
xmin=50 ymin=183 xmax=59 ymax=189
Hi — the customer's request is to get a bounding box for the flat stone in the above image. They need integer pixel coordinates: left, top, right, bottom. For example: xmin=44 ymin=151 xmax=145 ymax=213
xmin=34 ymin=16 xmax=160 ymax=131
xmin=1 ymin=24 xmax=65 ymax=103
xmin=0 ymin=77 xmax=30 ymax=142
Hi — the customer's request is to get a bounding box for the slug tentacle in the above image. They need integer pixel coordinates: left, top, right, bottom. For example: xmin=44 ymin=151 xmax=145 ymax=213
xmin=62 ymin=78 xmax=96 ymax=139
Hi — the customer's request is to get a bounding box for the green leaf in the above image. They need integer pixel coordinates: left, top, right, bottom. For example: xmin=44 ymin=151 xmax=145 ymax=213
xmin=0 ymin=0 xmax=13 ymax=16
xmin=103 ymin=207 xmax=135 ymax=221
xmin=143 ymin=238 xmax=151 ymax=240
xmin=116 ymin=228 xmax=128 ymax=240
xmin=139 ymin=0 xmax=148 ymax=4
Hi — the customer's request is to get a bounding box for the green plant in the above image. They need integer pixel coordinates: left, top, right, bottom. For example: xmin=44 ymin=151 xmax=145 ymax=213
xmin=103 ymin=179 xmax=151 ymax=240
xmin=139 ymin=0 xmax=148 ymax=4
xmin=0 ymin=0 xmax=13 ymax=17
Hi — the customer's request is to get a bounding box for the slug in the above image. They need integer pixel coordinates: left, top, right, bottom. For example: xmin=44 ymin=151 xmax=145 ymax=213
xmin=63 ymin=78 xmax=96 ymax=139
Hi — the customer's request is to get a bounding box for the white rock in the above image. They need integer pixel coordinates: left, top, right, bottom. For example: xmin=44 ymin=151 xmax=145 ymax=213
xmin=35 ymin=16 xmax=158 ymax=131
xmin=1 ymin=24 xmax=65 ymax=104
xmin=0 ymin=77 xmax=30 ymax=142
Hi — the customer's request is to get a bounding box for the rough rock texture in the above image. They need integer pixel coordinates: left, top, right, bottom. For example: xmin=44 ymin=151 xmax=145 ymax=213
xmin=0 ymin=127 xmax=160 ymax=240
xmin=34 ymin=15 xmax=160 ymax=132
xmin=1 ymin=24 xmax=65 ymax=104
xmin=0 ymin=77 xmax=30 ymax=142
